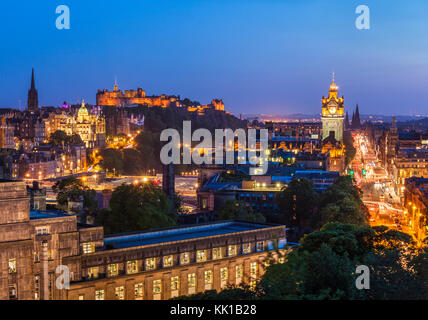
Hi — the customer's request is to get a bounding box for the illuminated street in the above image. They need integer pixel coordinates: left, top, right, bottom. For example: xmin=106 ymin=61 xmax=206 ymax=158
xmin=351 ymin=133 xmax=416 ymax=238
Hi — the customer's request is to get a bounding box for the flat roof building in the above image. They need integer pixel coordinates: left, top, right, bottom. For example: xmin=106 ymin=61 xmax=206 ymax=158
xmin=0 ymin=180 xmax=286 ymax=300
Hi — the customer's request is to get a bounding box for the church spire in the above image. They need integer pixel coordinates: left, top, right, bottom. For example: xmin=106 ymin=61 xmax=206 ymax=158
xmin=355 ymin=104 xmax=361 ymax=128
xmin=27 ymin=68 xmax=39 ymax=112
xmin=114 ymin=76 xmax=118 ymax=92
xmin=31 ymin=68 xmax=35 ymax=89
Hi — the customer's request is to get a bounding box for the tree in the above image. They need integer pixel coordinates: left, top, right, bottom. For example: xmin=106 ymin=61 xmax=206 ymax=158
xmin=315 ymin=196 xmax=368 ymax=228
xmin=49 ymin=130 xmax=68 ymax=145
xmin=276 ymin=178 xmax=319 ymax=239
xmin=122 ymin=148 xmax=144 ymax=175
xmin=67 ymin=133 xmax=84 ymax=145
xmin=216 ymin=200 xmax=265 ymax=223
xmin=135 ymin=131 xmax=162 ymax=173
xmin=96 ymin=182 xmax=177 ymax=234
xmin=100 ymin=148 xmax=123 ymax=175
xmin=314 ymin=176 xmax=369 ymax=229
xmin=52 ymin=177 xmax=97 ymax=213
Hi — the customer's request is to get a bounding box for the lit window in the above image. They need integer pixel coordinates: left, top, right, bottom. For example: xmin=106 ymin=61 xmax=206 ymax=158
xmin=115 ymin=286 xmax=124 ymax=300
xmin=256 ymin=241 xmax=264 ymax=252
xmin=107 ymin=264 xmax=119 ymax=277
xmin=36 ymin=226 xmax=49 ymax=235
xmin=163 ymin=255 xmax=173 ymax=267
xmin=33 ymin=252 xmax=40 ymax=263
xmin=278 ymin=256 xmax=285 ymax=264
xmin=204 ymin=270 xmax=213 ymax=288
xmin=236 ymin=265 xmax=243 ymax=281
xmin=34 ymin=276 xmax=40 ymax=300
xmin=250 ymin=279 xmax=257 ymax=290
xmin=95 ymin=289 xmax=105 ymax=300
xmin=146 ymin=258 xmax=156 ymax=270
xmin=82 ymin=242 xmax=95 ymax=254
xmin=88 ymin=266 xmax=99 ymax=279
xmin=243 ymin=243 xmax=251 ymax=254
xmin=188 ymin=273 xmax=196 ymax=288
xmin=8 ymin=258 xmax=16 ymax=274
xmin=171 ymin=276 xmax=179 ymax=291
xmin=9 ymin=284 xmax=17 ymax=300
xmin=212 ymin=247 xmax=222 ymax=260
xmin=250 ymin=262 xmax=258 ymax=278
xmin=78 ymin=295 xmax=84 ymax=300
xmin=127 ymin=260 xmax=138 ymax=274
xmin=220 ymin=267 xmax=228 ymax=281
xmin=180 ymin=252 xmax=190 ymax=265
xmin=228 ymin=245 xmax=237 ymax=256
xmin=196 ymin=250 xmax=207 ymax=262
xmin=153 ymin=280 xmax=162 ymax=294
xmin=134 ymin=283 xmax=143 ymax=300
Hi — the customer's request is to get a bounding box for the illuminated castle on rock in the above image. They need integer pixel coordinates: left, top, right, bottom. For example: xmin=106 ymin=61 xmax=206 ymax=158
xmin=96 ymin=81 xmax=180 ymax=107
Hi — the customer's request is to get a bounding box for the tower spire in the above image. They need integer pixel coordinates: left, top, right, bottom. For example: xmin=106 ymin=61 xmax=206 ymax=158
xmin=27 ymin=68 xmax=39 ymax=112
xmin=31 ymin=68 xmax=35 ymax=89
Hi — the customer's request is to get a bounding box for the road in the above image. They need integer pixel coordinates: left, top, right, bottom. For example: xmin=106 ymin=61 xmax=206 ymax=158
xmin=350 ymin=132 xmax=412 ymax=236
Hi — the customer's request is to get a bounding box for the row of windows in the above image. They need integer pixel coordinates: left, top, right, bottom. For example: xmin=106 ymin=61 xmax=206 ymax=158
xmin=87 ymin=242 xmax=265 ymax=279
xmin=91 ymin=263 xmax=257 ymax=300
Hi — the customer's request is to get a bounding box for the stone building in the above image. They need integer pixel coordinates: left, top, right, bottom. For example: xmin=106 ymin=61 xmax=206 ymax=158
xmin=27 ymin=181 xmax=46 ymax=211
xmin=96 ymin=83 xmax=180 ymax=108
xmin=187 ymin=99 xmax=226 ymax=115
xmin=403 ymin=177 xmax=428 ymax=242
xmin=0 ymin=180 xmax=286 ymax=300
xmin=44 ymin=101 xmax=106 ymax=149
xmin=393 ymin=149 xmax=428 ymax=199
xmin=321 ymin=75 xmax=345 ymax=172
xmin=0 ymin=118 xmax=15 ymax=149
xmin=321 ymin=74 xmax=344 ymax=143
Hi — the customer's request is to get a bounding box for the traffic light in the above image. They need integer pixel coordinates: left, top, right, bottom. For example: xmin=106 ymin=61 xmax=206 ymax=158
xmin=350 ymin=170 xmax=354 ymax=177
xmin=362 ymin=169 xmax=366 ymax=177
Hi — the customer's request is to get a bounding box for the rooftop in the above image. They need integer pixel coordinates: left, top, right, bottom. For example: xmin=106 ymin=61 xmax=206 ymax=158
xmin=104 ymin=220 xmax=282 ymax=249
xmin=29 ymin=210 xmax=72 ymax=220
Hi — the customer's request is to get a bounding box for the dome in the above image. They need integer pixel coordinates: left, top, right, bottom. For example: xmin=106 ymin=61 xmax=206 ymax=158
xmin=78 ymin=100 xmax=89 ymax=118
xmin=329 ymin=73 xmax=338 ymax=92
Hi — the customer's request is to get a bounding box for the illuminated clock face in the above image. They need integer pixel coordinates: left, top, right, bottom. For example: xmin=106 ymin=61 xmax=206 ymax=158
xmin=328 ymin=101 xmax=337 ymax=114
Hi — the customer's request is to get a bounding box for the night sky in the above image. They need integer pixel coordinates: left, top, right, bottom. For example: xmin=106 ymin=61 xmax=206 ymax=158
xmin=1 ymin=0 xmax=427 ymax=116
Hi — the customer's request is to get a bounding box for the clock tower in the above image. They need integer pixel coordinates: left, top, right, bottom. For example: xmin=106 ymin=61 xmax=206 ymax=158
xmin=321 ymin=74 xmax=344 ymax=142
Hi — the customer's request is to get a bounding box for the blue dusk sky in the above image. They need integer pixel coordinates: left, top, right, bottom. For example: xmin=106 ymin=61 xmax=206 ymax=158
xmin=0 ymin=0 xmax=427 ymax=116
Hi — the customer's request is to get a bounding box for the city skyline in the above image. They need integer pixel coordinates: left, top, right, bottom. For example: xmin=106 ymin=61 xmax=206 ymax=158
xmin=1 ymin=0 xmax=428 ymax=115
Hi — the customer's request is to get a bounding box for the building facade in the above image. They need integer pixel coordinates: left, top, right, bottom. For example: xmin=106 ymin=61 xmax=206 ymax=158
xmin=0 ymin=180 xmax=286 ymax=300
xmin=96 ymin=83 xmax=180 ymax=108
xmin=403 ymin=177 xmax=428 ymax=242
xmin=321 ymin=75 xmax=344 ymax=143
xmin=44 ymin=101 xmax=106 ymax=149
